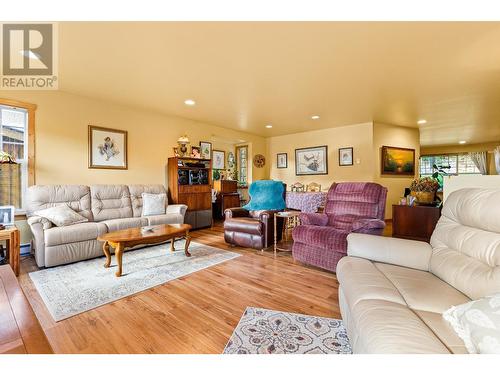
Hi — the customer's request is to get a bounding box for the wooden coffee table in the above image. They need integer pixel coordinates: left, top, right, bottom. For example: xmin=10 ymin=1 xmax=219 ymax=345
xmin=97 ymin=223 xmax=192 ymax=277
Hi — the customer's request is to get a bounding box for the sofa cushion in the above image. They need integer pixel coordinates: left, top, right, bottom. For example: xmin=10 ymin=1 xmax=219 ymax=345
xmin=374 ymin=262 xmax=470 ymax=314
xmin=128 ymin=185 xmax=166 ymax=217
xmin=90 ymin=185 xmax=132 ymax=221
xmin=146 ymin=214 xmax=184 ymax=226
xmin=45 ymin=222 xmax=107 ymax=247
xmin=430 ymin=188 xmax=500 ymax=300
xmin=101 ymin=217 xmax=147 ymax=232
xmin=292 ymin=224 xmax=348 ymax=252
xmin=336 ymin=257 xmax=407 ymax=308
xmin=349 ymin=299 xmax=450 ymax=353
xmin=35 ymin=204 xmax=88 ymax=227
xmin=224 ymin=218 xmax=262 ymax=236
xmin=443 ymin=293 xmax=500 ymax=354
xmin=27 ymin=185 xmax=93 ymax=220
xmin=142 ymin=193 xmax=166 ymax=216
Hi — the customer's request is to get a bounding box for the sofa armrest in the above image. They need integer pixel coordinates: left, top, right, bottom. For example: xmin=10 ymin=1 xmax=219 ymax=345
xmin=166 ymin=204 xmax=187 ymax=217
xmin=299 ymin=213 xmax=328 ymax=226
xmin=27 ymin=215 xmax=52 ymax=230
xmin=27 ymin=215 xmax=51 ymax=267
xmin=352 ymin=218 xmax=386 ymax=233
xmin=225 ymin=207 xmax=250 ymax=219
xmin=347 ymin=233 xmax=432 ymax=271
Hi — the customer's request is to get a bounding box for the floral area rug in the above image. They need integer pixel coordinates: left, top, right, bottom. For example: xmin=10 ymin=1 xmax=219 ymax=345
xmin=223 ymin=307 xmax=352 ymax=354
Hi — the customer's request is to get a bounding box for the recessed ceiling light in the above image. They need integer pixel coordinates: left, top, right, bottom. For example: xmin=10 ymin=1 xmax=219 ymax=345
xmin=417 ymin=119 xmax=427 ymax=125
xmin=311 ymin=115 xmax=320 ymax=120
xmin=459 ymin=140 xmax=467 ymax=144
xmin=265 ymin=124 xmax=273 ymax=128
xmin=184 ymin=99 xmax=196 ymax=106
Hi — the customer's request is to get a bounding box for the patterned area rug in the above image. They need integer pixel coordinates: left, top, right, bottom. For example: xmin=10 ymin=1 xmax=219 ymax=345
xmin=29 ymin=240 xmax=240 ymax=321
xmin=223 ymin=307 xmax=352 ymax=354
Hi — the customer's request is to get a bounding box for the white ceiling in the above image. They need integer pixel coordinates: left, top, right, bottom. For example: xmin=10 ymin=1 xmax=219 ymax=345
xmin=56 ymin=22 xmax=500 ymax=146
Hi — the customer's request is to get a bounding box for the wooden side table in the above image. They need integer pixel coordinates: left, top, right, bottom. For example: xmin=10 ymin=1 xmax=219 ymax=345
xmin=274 ymin=211 xmax=301 ymax=255
xmin=0 ymin=225 xmax=20 ymax=276
xmin=392 ymin=205 xmax=441 ymax=243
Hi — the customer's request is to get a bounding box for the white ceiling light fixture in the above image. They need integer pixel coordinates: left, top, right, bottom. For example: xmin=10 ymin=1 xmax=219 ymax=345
xmin=311 ymin=115 xmax=320 ymax=120
xmin=265 ymin=124 xmax=273 ymax=128
xmin=417 ymin=119 xmax=427 ymax=125
xmin=184 ymin=99 xmax=196 ymax=106
xmin=459 ymin=140 xmax=467 ymax=144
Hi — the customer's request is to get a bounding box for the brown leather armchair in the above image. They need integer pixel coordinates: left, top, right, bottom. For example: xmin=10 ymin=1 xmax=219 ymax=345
xmin=224 ymin=208 xmax=284 ymax=250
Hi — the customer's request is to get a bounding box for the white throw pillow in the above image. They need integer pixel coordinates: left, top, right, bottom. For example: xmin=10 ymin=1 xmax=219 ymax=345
xmin=443 ymin=293 xmax=500 ymax=354
xmin=142 ymin=193 xmax=166 ymax=216
xmin=34 ymin=205 xmax=88 ymax=227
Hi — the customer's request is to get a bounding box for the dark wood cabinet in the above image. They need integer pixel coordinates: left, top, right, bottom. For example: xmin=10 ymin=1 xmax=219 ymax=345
xmin=167 ymin=157 xmax=212 ymax=229
xmin=392 ymin=204 xmax=441 ymax=243
xmin=213 ymin=179 xmax=241 ymax=219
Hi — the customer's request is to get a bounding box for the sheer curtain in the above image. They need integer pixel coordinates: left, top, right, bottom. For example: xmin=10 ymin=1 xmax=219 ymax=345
xmin=495 ymin=146 xmax=500 ymax=175
xmin=469 ymin=151 xmax=488 ymax=175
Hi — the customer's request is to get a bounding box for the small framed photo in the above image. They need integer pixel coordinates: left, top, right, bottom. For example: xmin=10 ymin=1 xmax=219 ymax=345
xmin=88 ymin=125 xmax=128 ymax=169
xmin=173 ymin=147 xmax=180 ymax=157
xmin=190 ymin=146 xmax=201 ymax=158
xmin=0 ymin=205 xmax=15 ymax=226
xmin=199 ymin=141 xmax=212 ymax=159
xmin=339 ymin=147 xmax=353 ymax=166
xmin=212 ymin=150 xmax=225 ymax=169
xmin=277 ymin=153 xmax=288 ymax=168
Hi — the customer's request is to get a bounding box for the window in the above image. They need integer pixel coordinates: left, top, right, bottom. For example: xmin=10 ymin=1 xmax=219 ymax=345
xmin=419 ymin=154 xmax=481 ymax=177
xmin=236 ymin=145 xmax=248 ymax=187
xmin=0 ymin=100 xmax=36 ymax=212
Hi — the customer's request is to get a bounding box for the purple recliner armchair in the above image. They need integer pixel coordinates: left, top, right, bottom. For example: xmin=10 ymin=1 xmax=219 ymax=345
xmin=292 ymin=182 xmax=388 ymax=272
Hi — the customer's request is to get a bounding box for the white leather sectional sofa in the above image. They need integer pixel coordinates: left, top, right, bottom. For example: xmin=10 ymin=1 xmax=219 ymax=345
xmin=26 ymin=184 xmax=187 ymax=267
xmin=337 ymin=188 xmax=500 ymax=353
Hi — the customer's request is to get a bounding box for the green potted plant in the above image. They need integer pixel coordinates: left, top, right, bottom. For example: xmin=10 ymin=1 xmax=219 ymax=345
xmin=410 ymin=177 xmax=440 ymax=204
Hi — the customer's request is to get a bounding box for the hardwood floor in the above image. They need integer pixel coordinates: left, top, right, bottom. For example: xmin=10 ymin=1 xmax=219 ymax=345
xmin=17 ymin=223 xmax=342 ymax=354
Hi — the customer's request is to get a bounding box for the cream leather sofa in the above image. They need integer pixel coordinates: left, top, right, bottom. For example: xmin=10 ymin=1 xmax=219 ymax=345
xmin=26 ymin=184 xmax=187 ymax=267
xmin=337 ymin=188 xmax=500 ymax=354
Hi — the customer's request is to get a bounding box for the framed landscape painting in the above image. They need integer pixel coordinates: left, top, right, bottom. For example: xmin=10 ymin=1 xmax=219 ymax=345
xmin=295 ymin=145 xmax=328 ymax=175
xmin=381 ymin=146 xmax=415 ymax=176
xmin=88 ymin=125 xmax=128 ymax=169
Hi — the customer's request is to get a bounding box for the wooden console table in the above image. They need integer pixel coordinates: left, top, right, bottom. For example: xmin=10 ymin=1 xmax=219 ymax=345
xmin=0 ymin=265 xmax=53 ymax=353
xmin=0 ymin=225 xmax=20 ymax=276
xmin=392 ymin=205 xmax=441 ymax=243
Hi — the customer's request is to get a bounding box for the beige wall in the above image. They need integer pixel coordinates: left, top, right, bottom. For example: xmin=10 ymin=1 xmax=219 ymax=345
xmin=267 ymin=122 xmax=374 ymax=190
xmin=0 ymin=91 xmax=267 ymax=187
xmin=373 ymin=122 xmax=420 ymax=219
xmin=421 ymin=141 xmax=500 ymax=175
xmin=268 ymin=121 xmax=420 ymax=219
xmin=1 ymin=91 xmax=267 ymax=244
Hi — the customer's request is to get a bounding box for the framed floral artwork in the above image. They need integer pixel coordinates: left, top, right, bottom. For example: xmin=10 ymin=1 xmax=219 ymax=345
xmin=212 ymin=149 xmax=225 ymax=169
xmin=88 ymin=125 xmax=128 ymax=169
xmin=199 ymin=141 xmax=212 ymax=159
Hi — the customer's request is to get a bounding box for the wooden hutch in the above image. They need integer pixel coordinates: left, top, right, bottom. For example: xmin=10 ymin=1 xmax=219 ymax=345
xmin=167 ymin=157 xmax=212 ymax=229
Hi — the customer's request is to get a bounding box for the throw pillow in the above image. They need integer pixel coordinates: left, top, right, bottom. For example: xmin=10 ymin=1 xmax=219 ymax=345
xmin=443 ymin=294 xmax=500 ymax=354
xmin=243 ymin=180 xmax=285 ymax=211
xmin=34 ymin=205 xmax=88 ymax=227
xmin=142 ymin=193 xmax=166 ymax=216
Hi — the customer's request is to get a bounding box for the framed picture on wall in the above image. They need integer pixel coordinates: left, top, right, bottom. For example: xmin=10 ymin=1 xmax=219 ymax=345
xmin=277 ymin=153 xmax=288 ymax=168
xmin=339 ymin=147 xmax=353 ymax=166
xmin=381 ymin=146 xmax=415 ymax=176
xmin=295 ymin=145 xmax=328 ymax=175
xmin=88 ymin=125 xmax=128 ymax=169
xmin=199 ymin=141 xmax=212 ymax=159
xmin=212 ymin=150 xmax=225 ymax=169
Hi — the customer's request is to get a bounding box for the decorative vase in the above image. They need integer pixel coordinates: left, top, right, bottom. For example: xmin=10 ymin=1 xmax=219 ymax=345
xmin=411 ymin=190 xmax=435 ymax=204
